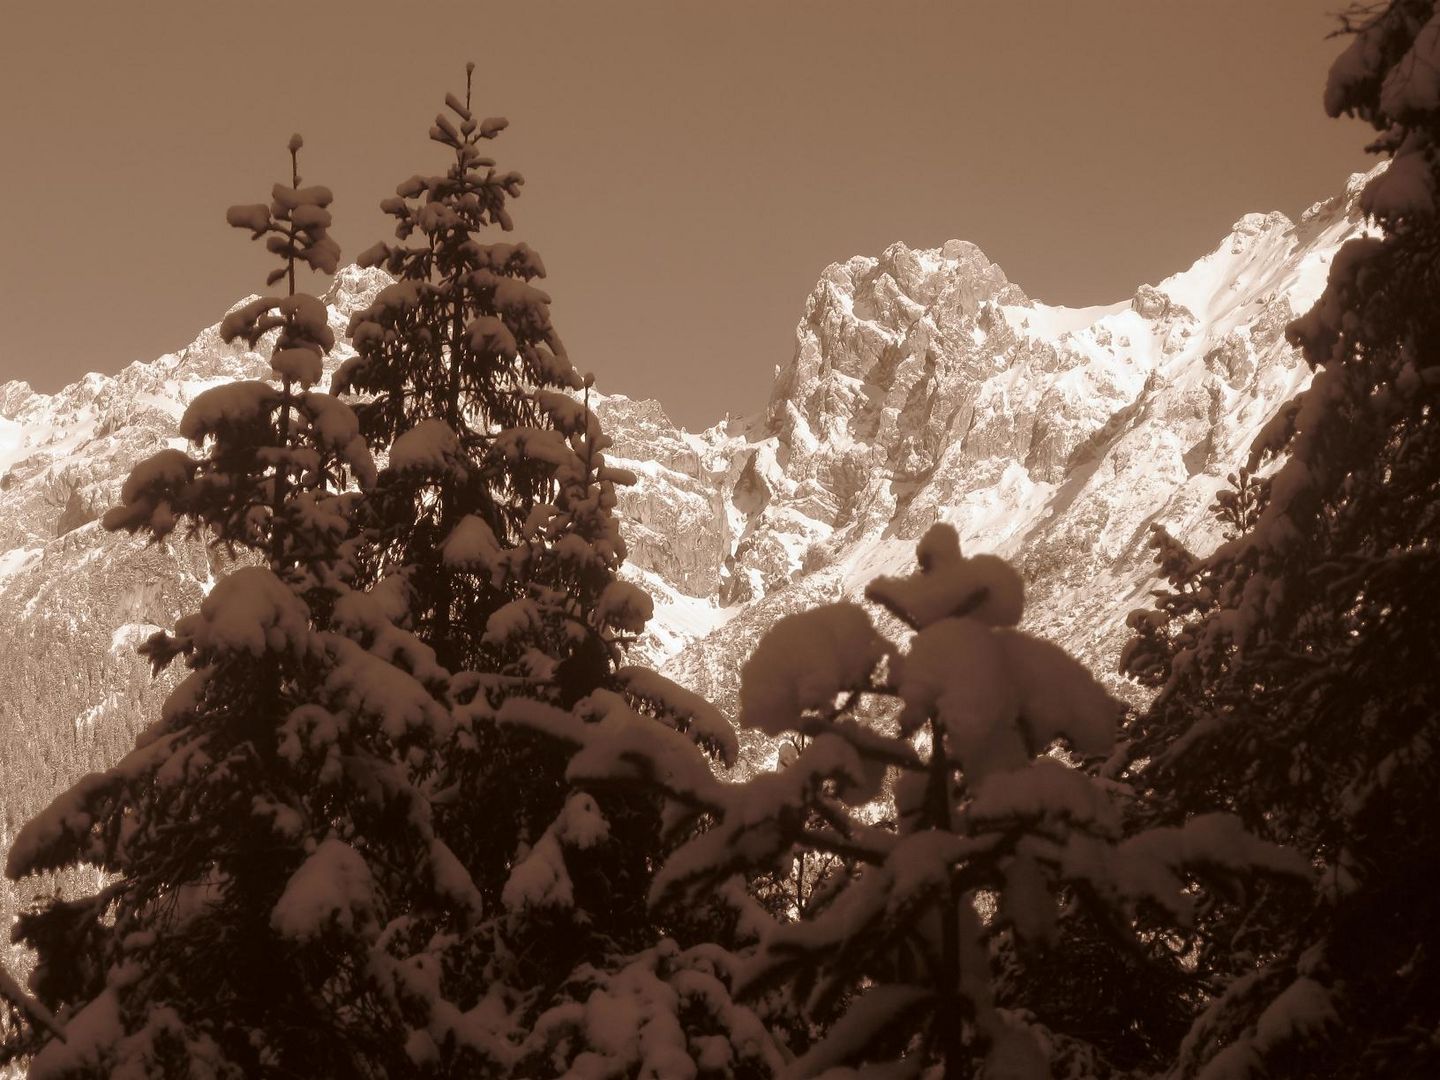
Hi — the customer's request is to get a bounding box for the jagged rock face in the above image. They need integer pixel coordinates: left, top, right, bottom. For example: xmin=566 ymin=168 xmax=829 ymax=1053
xmin=590 ymin=395 xmax=730 ymax=599
xmin=632 ymin=173 xmax=1375 ymax=773
xmin=0 ymin=171 xmax=1379 ymax=899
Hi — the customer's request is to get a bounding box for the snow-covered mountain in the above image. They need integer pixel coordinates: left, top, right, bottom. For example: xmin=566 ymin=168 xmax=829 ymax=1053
xmin=0 ymin=169 xmax=1374 ymax=881
xmin=600 ymin=170 xmax=1374 ymax=769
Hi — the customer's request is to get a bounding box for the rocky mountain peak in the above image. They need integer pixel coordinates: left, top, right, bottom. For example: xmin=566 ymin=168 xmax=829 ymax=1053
xmin=641 ymin=174 xmax=1376 ymax=770
xmin=322 ymin=264 xmax=393 ymax=321
xmin=0 ymin=381 xmax=34 ymax=421
xmin=1230 ymin=209 xmax=1295 ymax=245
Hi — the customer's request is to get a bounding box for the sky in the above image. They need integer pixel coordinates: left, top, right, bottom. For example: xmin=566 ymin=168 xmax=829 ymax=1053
xmin=1 ymin=1 xmax=1375 ymax=430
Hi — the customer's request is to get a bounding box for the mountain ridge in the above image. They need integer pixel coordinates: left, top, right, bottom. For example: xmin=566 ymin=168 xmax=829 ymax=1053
xmin=0 ymin=168 xmax=1378 ymax=953
xmin=593 ymin=169 xmax=1375 ymax=769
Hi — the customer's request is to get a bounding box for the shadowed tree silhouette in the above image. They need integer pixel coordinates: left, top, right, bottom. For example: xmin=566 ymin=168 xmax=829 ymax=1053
xmin=1122 ymin=3 xmax=1440 ymax=1074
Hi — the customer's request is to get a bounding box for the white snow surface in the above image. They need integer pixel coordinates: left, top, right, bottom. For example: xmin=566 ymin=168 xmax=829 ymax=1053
xmin=271 ymin=837 xmax=377 ymax=940
xmin=738 ymin=603 xmax=889 ymax=736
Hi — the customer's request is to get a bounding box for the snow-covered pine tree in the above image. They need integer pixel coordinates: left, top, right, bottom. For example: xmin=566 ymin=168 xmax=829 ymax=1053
xmin=334 ymin=63 xmax=564 ymax=674
xmin=1121 ymin=4 xmax=1440 ymax=1075
xmin=0 ymin=140 xmax=467 ymax=1079
xmin=617 ymin=525 xmax=1307 ymax=1078
xmin=329 ymin=73 xmax=775 ymax=1074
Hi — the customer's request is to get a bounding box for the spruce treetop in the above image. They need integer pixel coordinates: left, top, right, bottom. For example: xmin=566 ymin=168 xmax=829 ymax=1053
xmin=105 ymin=138 xmax=372 ymax=604
xmin=337 ymin=64 xmax=577 ymax=449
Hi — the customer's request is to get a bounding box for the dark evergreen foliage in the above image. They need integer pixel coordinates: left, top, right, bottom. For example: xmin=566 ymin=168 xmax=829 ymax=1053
xmin=0 ymin=140 xmax=462 ymax=1078
xmin=5 ymin=7 xmax=1438 ymax=1075
xmin=1120 ymin=3 xmax=1440 ymax=1074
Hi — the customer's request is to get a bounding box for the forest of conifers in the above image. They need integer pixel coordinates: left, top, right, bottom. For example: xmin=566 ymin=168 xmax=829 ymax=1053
xmin=2 ymin=3 xmax=1438 ymax=1077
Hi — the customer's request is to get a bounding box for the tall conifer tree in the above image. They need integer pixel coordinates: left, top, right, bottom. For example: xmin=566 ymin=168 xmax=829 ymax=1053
xmin=1121 ymin=4 xmax=1440 ymax=1074
xmin=327 ymin=71 xmax=770 ymax=1074
xmin=1 ymin=140 xmax=465 ymax=1079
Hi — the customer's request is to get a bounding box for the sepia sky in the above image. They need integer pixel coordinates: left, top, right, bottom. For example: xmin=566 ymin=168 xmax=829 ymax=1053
xmin=2 ymin=1 xmax=1373 ymax=429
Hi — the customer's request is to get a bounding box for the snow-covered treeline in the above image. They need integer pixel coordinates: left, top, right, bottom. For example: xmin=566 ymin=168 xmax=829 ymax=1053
xmin=5 ymin=4 xmax=1440 ymax=1075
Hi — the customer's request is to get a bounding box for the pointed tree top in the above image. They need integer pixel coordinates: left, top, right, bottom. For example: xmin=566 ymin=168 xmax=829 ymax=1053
xmin=288 ymin=134 xmax=303 ymax=188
